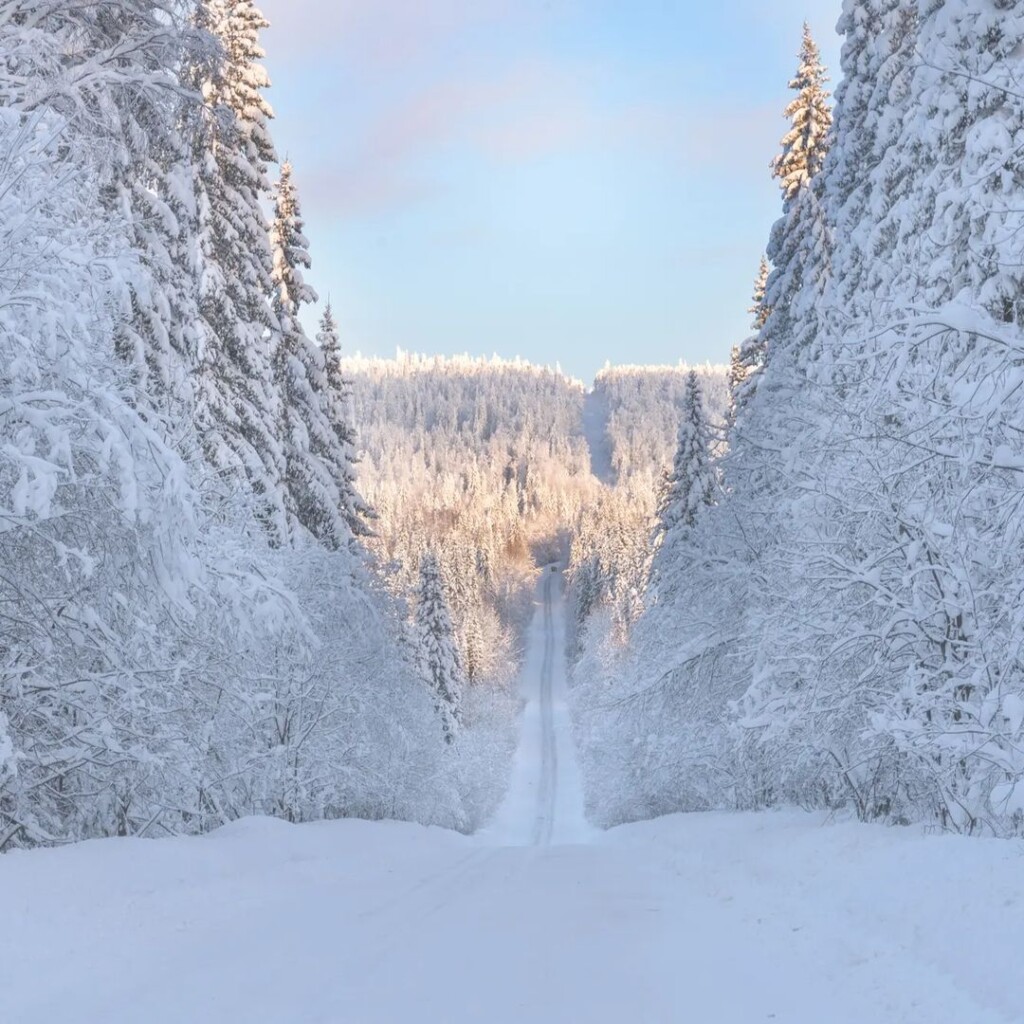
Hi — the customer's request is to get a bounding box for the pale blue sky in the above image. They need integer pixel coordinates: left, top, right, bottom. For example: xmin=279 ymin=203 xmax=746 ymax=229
xmin=259 ymin=0 xmax=843 ymax=382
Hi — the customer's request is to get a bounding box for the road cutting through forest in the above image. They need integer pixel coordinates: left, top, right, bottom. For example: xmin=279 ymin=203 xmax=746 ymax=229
xmin=1 ymin=571 xmax=1017 ymax=1024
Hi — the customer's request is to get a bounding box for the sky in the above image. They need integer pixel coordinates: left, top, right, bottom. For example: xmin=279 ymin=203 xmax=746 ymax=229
xmin=258 ymin=1 xmax=843 ymax=383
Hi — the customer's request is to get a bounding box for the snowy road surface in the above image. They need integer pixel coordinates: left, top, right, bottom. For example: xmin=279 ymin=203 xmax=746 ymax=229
xmin=483 ymin=569 xmax=591 ymax=846
xmin=3 ymin=573 xmax=1024 ymax=1023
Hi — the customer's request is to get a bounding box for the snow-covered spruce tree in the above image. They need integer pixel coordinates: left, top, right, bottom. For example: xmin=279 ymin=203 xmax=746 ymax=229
xmin=722 ymin=21 xmax=833 ymax=587
xmin=571 ymin=27 xmax=835 ymax=828
xmin=189 ymin=0 xmax=288 ymax=543
xmin=568 ymin=370 xmax=733 ymax=825
xmin=727 ymin=256 xmax=772 ymax=426
xmin=732 ymin=0 xmax=1024 ymax=835
xmin=654 ymin=371 xmax=716 ymax=545
xmin=760 ymin=21 xmax=832 ymax=366
xmin=317 ymin=302 xmax=374 ymax=538
xmin=415 ymin=552 xmax=465 ymax=744
xmin=772 ymin=22 xmax=833 ymax=201
xmin=734 ymin=25 xmax=832 ymax=417
xmin=828 ymin=0 xmax=918 ymax=321
xmin=270 ymin=161 xmax=350 ymax=549
xmin=749 ymin=254 xmax=771 ymax=331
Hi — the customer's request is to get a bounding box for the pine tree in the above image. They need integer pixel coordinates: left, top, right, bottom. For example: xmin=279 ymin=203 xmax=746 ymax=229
xmin=655 ymin=371 xmax=716 ymax=541
xmin=270 ymin=160 xmax=351 ymax=548
xmin=725 ymin=345 xmax=745 ymax=431
xmin=317 ymin=302 xmax=374 ymax=537
xmin=736 ymin=27 xmax=833 ymax=423
xmin=415 ymin=552 xmax=464 ymax=743
xmin=771 ymin=22 xmax=833 ymax=204
xmin=749 ymin=255 xmax=771 ymax=331
xmin=728 ymin=256 xmax=774 ymax=425
xmin=190 ymin=0 xmax=288 ymax=542
xmin=759 ymin=22 xmax=833 ymax=373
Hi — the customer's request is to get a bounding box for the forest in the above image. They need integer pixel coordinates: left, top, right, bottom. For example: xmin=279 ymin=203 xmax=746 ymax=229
xmin=3 ymin=0 xmax=1024 ymax=867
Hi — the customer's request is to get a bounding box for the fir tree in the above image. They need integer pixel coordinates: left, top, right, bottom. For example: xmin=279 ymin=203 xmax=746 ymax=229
xmin=827 ymin=0 xmax=917 ymax=320
xmin=270 ymin=160 xmax=349 ymax=548
xmin=771 ymin=22 xmax=833 ymax=204
xmin=744 ymin=24 xmax=833 ymax=395
xmin=317 ymin=302 xmax=374 ymax=537
xmin=728 ymin=256 xmax=773 ymax=425
xmin=655 ymin=370 xmax=716 ymax=541
xmin=190 ymin=0 xmax=288 ymax=542
xmin=415 ymin=552 xmax=464 ymax=743
xmin=749 ymin=254 xmax=771 ymax=331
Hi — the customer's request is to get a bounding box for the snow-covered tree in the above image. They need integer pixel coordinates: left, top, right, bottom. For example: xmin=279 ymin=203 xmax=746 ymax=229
xmin=415 ymin=552 xmax=464 ymax=743
xmin=728 ymin=256 xmax=773 ymax=425
xmin=0 ymin=47 xmax=208 ymax=844
xmin=655 ymin=371 xmax=716 ymax=540
xmin=771 ymin=22 xmax=833 ymax=203
xmin=749 ymin=255 xmax=771 ymax=331
xmin=270 ymin=161 xmax=350 ymax=548
xmin=735 ymin=27 xmax=833 ymax=420
xmin=758 ymin=19 xmax=833 ymax=375
xmin=317 ymin=302 xmax=374 ymax=538
xmin=647 ymin=370 xmax=717 ymax=614
xmin=1 ymin=0 xmax=204 ymax=413
xmin=190 ymin=0 xmax=288 ymax=542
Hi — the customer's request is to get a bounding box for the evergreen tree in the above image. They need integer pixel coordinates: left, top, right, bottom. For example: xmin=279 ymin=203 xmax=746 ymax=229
xmin=270 ymin=160 xmax=350 ymax=548
xmin=725 ymin=344 xmax=745 ymax=431
xmin=190 ymin=0 xmax=288 ymax=542
xmin=728 ymin=256 xmax=773 ymax=425
xmin=415 ymin=552 xmax=464 ymax=743
xmin=737 ymin=26 xmax=833 ymax=418
xmin=655 ymin=371 xmax=716 ymax=540
xmin=759 ymin=21 xmax=833 ymax=374
xmin=317 ymin=302 xmax=375 ymax=537
xmin=771 ymin=22 xmax=833 ymax=203
xmin=749 ymin=254 xmax=771 ymax=331
xmin=827 ymin=0 xmax=917 ymax=320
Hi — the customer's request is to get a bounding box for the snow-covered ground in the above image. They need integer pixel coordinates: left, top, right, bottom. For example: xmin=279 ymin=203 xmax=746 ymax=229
xmin=3 ymin=576 xmax=1024 ymax=1023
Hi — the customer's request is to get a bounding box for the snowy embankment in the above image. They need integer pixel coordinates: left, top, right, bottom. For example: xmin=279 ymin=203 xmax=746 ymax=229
xmin=2 ymin=812 xmax=1022 ymax=1023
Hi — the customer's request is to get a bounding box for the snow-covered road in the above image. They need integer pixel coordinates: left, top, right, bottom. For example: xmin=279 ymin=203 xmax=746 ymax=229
xmin=483 ymin=569 xmax=591 ymax=847
xmin=2 ymin=574 xmax=1024 ymax=1023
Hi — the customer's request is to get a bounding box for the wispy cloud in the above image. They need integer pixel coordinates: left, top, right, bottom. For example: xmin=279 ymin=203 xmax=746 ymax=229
xmin=297 ymin=59 xmax=609 ymax=217
xmin=262 ymin=0 xmax=521 ymax=68
xmin=259 ymin=0 xmax=826 ymax=219
xmin=299 ymin=165 xmax=440 ymax=219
